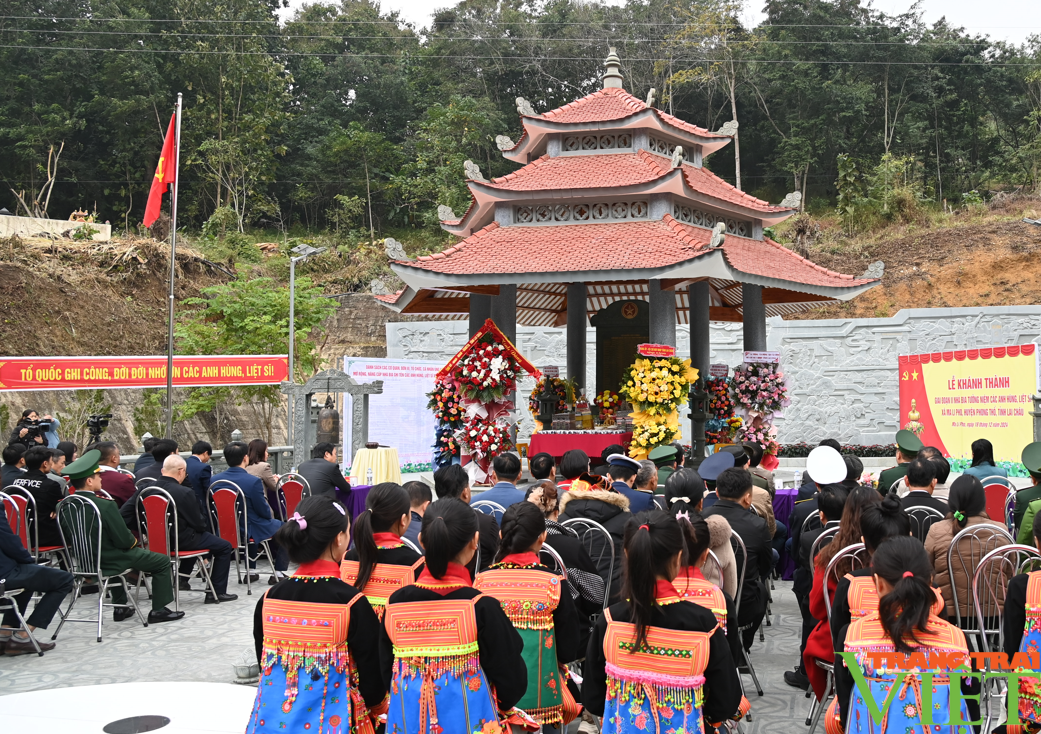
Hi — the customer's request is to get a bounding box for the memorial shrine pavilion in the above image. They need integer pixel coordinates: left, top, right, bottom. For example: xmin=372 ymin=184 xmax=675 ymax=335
xmin=376 ymin=49 xmax=879 ymax=398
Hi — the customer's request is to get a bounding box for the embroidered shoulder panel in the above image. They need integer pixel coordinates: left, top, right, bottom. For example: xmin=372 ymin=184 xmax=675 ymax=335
xmin=845 ymin=613 xmax=969 ymax=660
xmin=474 ymin=568 xmax=562 ymax=629
xmin=676 ymin=577 xmax=727 ymax=631
xmin=846 ymin=575 xmax=946 ymax=620
xmin=385 ymin=598 xmax=481 ymax=679
xmin=340 ymin=559 xmax=419 ymax=617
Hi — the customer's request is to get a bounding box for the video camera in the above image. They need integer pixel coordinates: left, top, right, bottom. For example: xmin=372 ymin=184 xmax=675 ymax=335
xmin=87 ymin=413 xmax=113 ymax=441
xmin=18 ymin=418 xmax=52 ymax=445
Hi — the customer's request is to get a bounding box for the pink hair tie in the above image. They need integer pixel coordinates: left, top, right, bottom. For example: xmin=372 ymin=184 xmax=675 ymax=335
xmin=639 ymin=524 xmax=650 ymax=531
xmin=290 ymin=512 xmax=307 ymax=530
xmin=902 ymin=571 xmax=914 ymax=579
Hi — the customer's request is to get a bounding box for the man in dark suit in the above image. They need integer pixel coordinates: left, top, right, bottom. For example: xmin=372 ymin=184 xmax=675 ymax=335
xmin=185 ymin=441 xmax=213 ymax=514
xmin=899 ymin=457 xmax=949 ymax=521
xmin=135 ymin=439 xmax=183 ymax=485
xmin=10 ymin=446 xmax=65 ymax=549
xmin=433 ymin=464 xmax=498 ymax=573
xmin=703 ymin=467 xmax=772 ymax=650
xmin=133 ymin=436 xmax=157 ymax=474
xmin=211 ymin=441 xmax=288 ymax=584
xmin=95 ymin=441 xmax=136 ymax=506
xmin=120 ymin=455 xmax=237 ymax=603
xmin=296 ymin=442 xmax=351 ymax=502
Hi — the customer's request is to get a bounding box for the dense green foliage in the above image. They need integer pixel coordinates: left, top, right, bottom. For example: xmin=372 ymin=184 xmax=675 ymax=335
xmin=2 ymin=0 xmax=1039 ymax=247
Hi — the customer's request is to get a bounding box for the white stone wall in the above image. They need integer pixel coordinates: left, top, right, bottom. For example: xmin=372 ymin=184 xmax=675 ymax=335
xmin=387 ymin=306 xmax=1041 ymax=445
xmin=0 ymin=215 xmax=111 ymax=241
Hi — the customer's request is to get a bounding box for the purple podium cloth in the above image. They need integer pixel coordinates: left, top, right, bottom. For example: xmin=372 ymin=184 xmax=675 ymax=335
xmin=336 ymin=484 xmax=372 ymax=521
xmin=772 ymin=487 xmax=798 ymax=580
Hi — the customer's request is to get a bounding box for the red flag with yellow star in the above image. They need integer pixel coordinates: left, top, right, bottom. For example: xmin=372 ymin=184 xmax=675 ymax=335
xmin=143 ymin=113 xmax=177 ymax=227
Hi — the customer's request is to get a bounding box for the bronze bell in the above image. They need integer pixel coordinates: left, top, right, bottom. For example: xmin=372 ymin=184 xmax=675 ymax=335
xmin=317 ymin=395 xmax=340 ymax=446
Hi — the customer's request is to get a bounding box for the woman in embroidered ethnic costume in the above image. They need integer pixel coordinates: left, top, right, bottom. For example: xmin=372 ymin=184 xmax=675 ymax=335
xmin=379 ymin=497 xmax=527 ymax=734
xmin=834 ymin=537 xmax=973 ymax=734
xmin=342 ymin=483 xmax=423 ymax=619
xmin=1000 ymin=512 xmax=1041 ymax=734
xmin=583 ymin=510 xmax=743 ymax=734
xmin=248 ymin=496 xmax=387 ymax=734
xmin=805 ymin=487 xmax=880 ymax=700
xmin=474 ymin=501 xmax=581 ymax=729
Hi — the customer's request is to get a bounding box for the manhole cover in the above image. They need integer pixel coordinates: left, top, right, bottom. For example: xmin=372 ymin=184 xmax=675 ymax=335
xmin=103 ymin=715 xmax=171 ymax=733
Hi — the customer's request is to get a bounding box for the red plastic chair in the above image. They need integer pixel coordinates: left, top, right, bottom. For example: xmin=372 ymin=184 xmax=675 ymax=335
xmin=982 ymin=480 xmax=1014 ymax=531
xmin=2 ymin=485 xmax=65 ymax=563
xmin=208 ymin=480 xmax=275 ymax=596
xmin=275 ymin=473 xmax=310 ymax=521
xmin=137 ymin=487 xmax=217 ymax=611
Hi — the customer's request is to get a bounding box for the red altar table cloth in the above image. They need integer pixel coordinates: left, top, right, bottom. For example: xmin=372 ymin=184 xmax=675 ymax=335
xmin=528 ymin=431 xmax=633 ymax=461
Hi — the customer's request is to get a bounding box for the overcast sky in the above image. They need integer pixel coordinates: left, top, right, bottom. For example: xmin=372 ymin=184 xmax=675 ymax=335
xmin=281 ymin=0 xmax=1039 ymax=46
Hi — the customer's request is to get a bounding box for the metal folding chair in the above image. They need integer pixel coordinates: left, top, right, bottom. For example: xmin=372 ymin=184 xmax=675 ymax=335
xmin=702 ymin=548 xmax=724 ymax=588
xmin=0 ymin=493 xmax=45 ymax=654
xmin=116 ymin=467 xmax=136 ymax=479
xmin=136 ymin=487 xmax=218 ymax=611
xmin=905 ymin=505 xmax=945 ymax=542
xmin=135 ymin=477 xmax=159 ymax=490
xmin=806 ymin=543 xmax=869 ymax=734
xmin=2 ymin=485 xmax=65 ymax=563
xmin=471 ymin=500 xmax=506 ymax=523
xmin=275 ymin=473 xmax=311 ymax=521
xmin=538 ymin=543 xmax=568 ymax=580
xmin=561 ymin=517 xmax=615 ymax=610
xmin=947 ymin=523 xmax=1013 ymax=649
xmin=801 ymin=511 xmax=822 ymax=535
xmin=51 ymin=494 xmax=148 ymax=642
xmin=730 ymin=529 xmax=764 ymax=699
xmin=400 ymin=536 xmax=422 ymax=554
xmin=749 ymin=503 xmax=773 ymax=637
xmin=972 ymin=543 xmax=1041 ymax=731
xmin=982 ymin=478 xmax=1013 ymax=528
xmin=208 ymin=480 xmax=276 ymax=596
xmin=809 ymin=526 xmax=840 ymax=564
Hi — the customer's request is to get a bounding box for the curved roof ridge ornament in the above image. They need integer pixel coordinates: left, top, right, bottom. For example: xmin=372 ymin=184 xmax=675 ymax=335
xmin=861 ymin=261 xmax=885 ymax=279
xmin=603 ymin=46 xmax=624 ymax=89
xmin=646 ymin=88 xmax=657 ymax=107
xmin=516 ymin=97 xmax=536 ymax=117
xmin=384 ymin=237 xmax=409 ymax=261
xmin=437 ymin=204 xmax=457 ymax=221
xmin=716 ymin=120 xmax=739 ymax=136
xmin=709 ymin=222 xmax=726 ymax=249
xmin=780 ymin=191 xmax=802 ymax=209
xmin=495 ymin=135 xmax=516 ymax=151
xmin=463 ymin=160 xmax=487 ymax=182
xmin=670 ymin=145 xmax=685 ymax=169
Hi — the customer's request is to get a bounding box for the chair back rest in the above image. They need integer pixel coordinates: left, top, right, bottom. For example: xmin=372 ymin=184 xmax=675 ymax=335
xmin=823 ymin=542 xmax=868 ymax=619
xmin=702 ymin=549 xmax=724 ymax=588
xmin=972 ymin=544 xmax=1041 ymax=653
xmin=809 ymin=525 xmax=840 ymax=564
xmin=400 ymin=535 xmax=422 ymax=554
xmin=947 ymin=523 xmax=1014 ymax=627
xmin=983 ymin=481 xmax=1013 ymax=526
xmin=471 ymin=500 xmax=506 ymax=522
xmin=97 ymin=487 xmax=115 ymax=501
xmin=55 ymin=495 xmax=103 ymax=576
xmin=561 ymin=517 xmax=615 ymax=609
xmin=538 ymin=542 xmax=568 ymax=580
xmin=277 ymin=480 xmax=307 ymax=521
xmin=209 ymin=481 xmax=245 ymax=547
xmin=0 ymin=491 xmax=22 ymax=547
xmin=136 ymin=477 xmax=158 ymax=490
xmin=116 ymin=467 xmax=136 ymax=478
xmin=138 ymin=487 xmax=176 ymax=557
xmin=801 ymin=511 xmax=822 ymax=534
xmin=2 ymin=486 xmax=32 ymax=550
xmin=749 ymin=503 xmax=762 ymax=518
xmin=729 ymin=529 xmax=748 ymax=617
xmin=905 ymin=505 xmax=945 ymax=541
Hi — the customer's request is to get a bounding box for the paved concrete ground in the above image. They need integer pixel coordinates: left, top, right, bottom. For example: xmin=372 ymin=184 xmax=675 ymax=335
xmin=0 ymin=574 xmax=823 ymax=734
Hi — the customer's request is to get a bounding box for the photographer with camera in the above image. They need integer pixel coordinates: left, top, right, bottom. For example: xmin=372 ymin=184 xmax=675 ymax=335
xmin=9 ymin=410 xmax=58 ymax=448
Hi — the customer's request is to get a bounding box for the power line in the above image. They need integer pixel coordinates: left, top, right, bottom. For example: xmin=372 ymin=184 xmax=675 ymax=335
xmin=0 ymin=44 xmax=1035 ymax=65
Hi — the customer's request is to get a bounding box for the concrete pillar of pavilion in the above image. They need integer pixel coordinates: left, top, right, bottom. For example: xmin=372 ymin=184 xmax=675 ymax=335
xmin=490 ymin=285 xmax=517 ymax=343
xmin=648 ymin=279 xmax=677 ymax=347
xmin=566 ymin=282 xmax=587 ymax=390
xmin=469 ymin=294 xmax=492 ymax=338
xmin=688 ymin=281 xmax=711 ymax=465
xmin=742 ymin=283 xmax=767 ymax=352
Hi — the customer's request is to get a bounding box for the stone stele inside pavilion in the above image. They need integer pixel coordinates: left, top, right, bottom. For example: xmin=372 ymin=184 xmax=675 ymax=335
xmin=376 ymin=49 xmax=880 ymax=438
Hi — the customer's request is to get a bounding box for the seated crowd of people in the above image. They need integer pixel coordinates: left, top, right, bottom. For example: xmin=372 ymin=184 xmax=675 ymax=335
xmin=4 ymin=423 xmax=1041 ymax=734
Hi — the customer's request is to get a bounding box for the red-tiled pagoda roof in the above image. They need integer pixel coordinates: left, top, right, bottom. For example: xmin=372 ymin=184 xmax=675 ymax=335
xmin=536 ymin=88 xmax=726 ymax=140
xmin=402 ymin=217 xmax=873 ymax=289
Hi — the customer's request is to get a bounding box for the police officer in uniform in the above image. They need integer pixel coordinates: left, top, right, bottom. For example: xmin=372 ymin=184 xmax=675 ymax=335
xmin=60 ymin=450 xmax=185 ymax=624
xmin=876 ymin=429 xmax=923 ymax=495
xmin=648 ymin=444 xmax=679 ymax=488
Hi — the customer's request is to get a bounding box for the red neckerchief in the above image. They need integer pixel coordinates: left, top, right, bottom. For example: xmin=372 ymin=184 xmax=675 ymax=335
xmin=495 ymin=552 xmax=540 ymax=567
xmin=373 ymin=531 xmax=403 ymax=549
xmin=295 ymin=560 xmax=341 ymax=578
xmin=655 ymin=578 xmax=683 ymax=605
xmin=416 ymin=562 xmax=472 ymax=595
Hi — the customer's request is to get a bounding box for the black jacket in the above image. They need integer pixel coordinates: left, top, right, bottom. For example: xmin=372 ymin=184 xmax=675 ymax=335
xmin=254 ymin=574 xmax=386 ymax=710
xmin=296 ymin=458 xmax=351 ymax=499
xmin=120 ymin=476 xmax=207 ymax=548
xmin=900 ymin=491 xmax=949 ymax=519
xmin=1003 ymin=572 xmax=1032 ymax=659
xmin=583 ymin=597 xmax=742 ymax=723
xmin=10 ymin=469 xmax=65 ymax=547
xmin=0 ymin=504 xmax=34 ymax=579
xmin=471 ymin=510 xmax=499 ymax=573
xmin=136 ymin=461 xmax=191 ymax=488
xmin=794 ymin=520 xmax=840 ymax=598
xmin=380 ymin=582 xmax=527 ymax=710
xmin=558 ymin=488 xmax=631 ymax=603
xmin=703 ymin=498 xmax=772 ymax=611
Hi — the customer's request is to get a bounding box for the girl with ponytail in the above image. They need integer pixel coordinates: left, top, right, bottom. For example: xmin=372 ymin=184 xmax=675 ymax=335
xmin=248 ymin=496 xmax=387 ymax=734
xmin=583 ymin=510 xmax=744 ymax=733
xmin=473 ymin=501 xmax=581 ymax=729
xmin=379 ymin=497 xmax=527 ymax=733
xmin=340 ymin=482 xmax=422 ymax=619
xmin=835 ymin=536 xmax=972 ymax=734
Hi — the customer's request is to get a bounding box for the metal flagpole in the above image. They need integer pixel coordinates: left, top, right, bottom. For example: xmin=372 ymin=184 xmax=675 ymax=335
xmin=164 ymin=93 xmax=182 ymax=438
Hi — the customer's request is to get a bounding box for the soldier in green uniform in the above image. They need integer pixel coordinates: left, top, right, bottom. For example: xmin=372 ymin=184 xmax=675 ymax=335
xmin=876 ymin=429 xmax=923 ymax=495
xmin=60 ymin=450 xmax=184 ymax=624
xmin=1014 ymin=442 xmax=1041 ymax=537
xmin=648 ymin=444 xmax=679 ymax=488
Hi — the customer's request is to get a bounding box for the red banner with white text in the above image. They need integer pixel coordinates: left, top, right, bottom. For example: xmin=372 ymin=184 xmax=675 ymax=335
xmin=0 ymin=355 xmax=288 ymax=392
